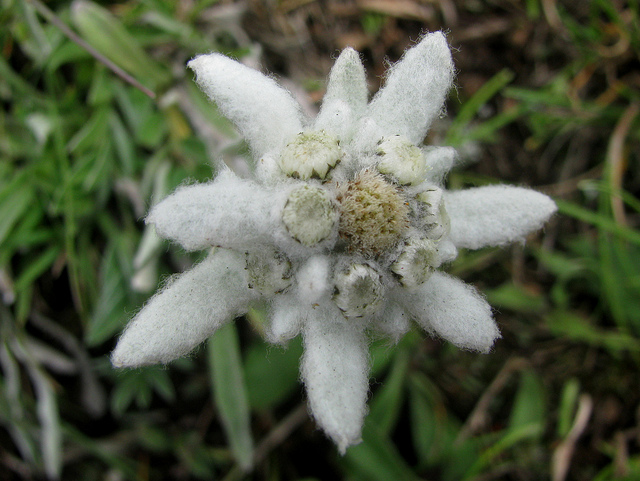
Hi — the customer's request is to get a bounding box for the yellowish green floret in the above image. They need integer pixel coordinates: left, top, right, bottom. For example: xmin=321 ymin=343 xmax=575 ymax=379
xmin=376 ymin=136 xmax=427 ymax=185
xmin=337 ymin=170 xmax=410 ymax=256
xmin=278 ymin=130 xmax=342 ymax=179
xmin=282 ymin=184 xmax=337 ymax=246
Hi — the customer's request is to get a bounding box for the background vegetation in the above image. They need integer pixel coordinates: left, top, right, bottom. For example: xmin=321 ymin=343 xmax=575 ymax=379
xmin=1 ymin=0 xmax=639 ymax=479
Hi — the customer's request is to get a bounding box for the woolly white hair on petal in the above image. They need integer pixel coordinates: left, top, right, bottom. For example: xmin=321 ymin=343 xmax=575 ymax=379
xmin=434 ymin=238 xmax=458 ymax=266
xmin=314 ymin=48 xmax=368 ymax=140
xmin=112 ymin=249 xmax=257 ymax=367
xmin=296 ymin=255 xmax=331 ymax=303
xmin=147 ymin=169 xmax=283 ymax=252
xmin=360 ymin=32 xmax=454 ymax=146
xmin=404 ymin=272 xmax=500 ymax=353
xmin=265 ymin=293 xmax=305 ymax=344
xmin=445 ymin=185 xmax=557 ymax=250
xmin=371 ymin=299 xmax=410 ymax=343
xmin=422 ymin=146 xmax=456 ymax=185
xmin=301 ymin=306 xmax=369 ymax=454
xmin=188 ymin=54 xmax=305 ymax=158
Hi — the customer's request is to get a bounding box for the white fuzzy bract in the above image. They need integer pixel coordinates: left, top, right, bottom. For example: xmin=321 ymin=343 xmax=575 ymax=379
xmin=112 ymin=32 xmax=557 ymax=453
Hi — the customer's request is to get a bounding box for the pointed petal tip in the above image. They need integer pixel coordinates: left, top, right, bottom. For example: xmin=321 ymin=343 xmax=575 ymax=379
xmin=186 ymin=55 xmax=201 ymax=70
xmin=406 ymin=272 xmax=501 ymax=353
xmin=110 ymin=350 xmax=137 ymax=370
xmin=110 ymin=340 xmax=130 ymax=369
xmin=540 ymin=191 xmax=558 ymax=217
xmin=426 ymin=30 xmax=448 ymax=43
xmin=520 ymin=188 xmax=558 ymax=228
xmin=320 ymin=421 xmax=363 ymax=454
xmin=110 ymin=251 xmax=253 ymax=371
xmin=360 ymin=30 xmax=454 ymax=144
xmin=409 ymin=31 xmax=454 ymax=79
xmin=446 ymin=186 xmax=558 ymax=250
xmin=336 ymin=435 xmax=362 ymax=455
xmin=186 ymin=54 xmax=208 ymax=73
xmin=110 ymin=337 xmax=159 ymax=369
xmin=187 ymin=54 xmax=238 ymax=83
xmin=110 ymin=354 xmax=125 ymax=369
xmin=421 ymin=30 xmax=450 ymax=49
xmin=336 ymin=46 xmax=359 ymax=61
xmin=187 ymin=53 xmax=221 ymax=71
xmin=420 ymin=30 xmax=453 ymax=65
xmin=186 ymin=52 xmax=304 ymax=157
xmin=301 ymin=308 xmax=369 ymax=454
xmin=476 ymin=328 xmax=501 ymax=354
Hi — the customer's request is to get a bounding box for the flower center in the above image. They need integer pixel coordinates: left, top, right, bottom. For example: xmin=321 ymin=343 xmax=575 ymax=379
xmin=336 ymin=170 xmax=410 ymax=256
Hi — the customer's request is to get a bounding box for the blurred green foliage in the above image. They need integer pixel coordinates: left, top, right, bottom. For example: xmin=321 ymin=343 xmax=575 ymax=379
xmin=1 ymin=0 xmax=639 ymax=480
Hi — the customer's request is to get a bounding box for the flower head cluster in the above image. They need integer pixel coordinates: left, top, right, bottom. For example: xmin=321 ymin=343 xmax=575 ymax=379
xmin=112 ymin=33 xmax=557 ymax=452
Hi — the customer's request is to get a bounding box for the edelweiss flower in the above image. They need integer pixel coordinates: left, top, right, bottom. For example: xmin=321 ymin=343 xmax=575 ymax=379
xmin=112 ymin=32 xmax=556 ymax=452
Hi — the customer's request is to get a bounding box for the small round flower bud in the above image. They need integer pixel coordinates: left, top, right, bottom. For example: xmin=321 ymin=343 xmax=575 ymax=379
xmin=278 ymin=130 xmax=342 ymax=180
xmin=333 ymin=264 xmax=383 ymax=318
xmin=282 ymin=185 xmax=337 ymax=246
xmin=415 ymin=187 xmax=450 ymax=240
xmin=391 ymin=238 xmax=438 ymax=287
xmin=246 ymin=250 xmax=292 ymax=295
xmin=376 ymin=136 xmax=427 ymax=185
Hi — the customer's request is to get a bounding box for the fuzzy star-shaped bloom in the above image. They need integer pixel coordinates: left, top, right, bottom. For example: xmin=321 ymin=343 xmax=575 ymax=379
xmin=112 ymin=32 xmax=557 ymax=453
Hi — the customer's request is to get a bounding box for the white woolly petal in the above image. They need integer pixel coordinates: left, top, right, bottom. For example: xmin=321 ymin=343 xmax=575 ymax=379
xmin=350 ymin=117 xmax=383 ymax=158
xmin=423 ymin=146 xmax=456 ymax=184
xmin=188 ymin=54 xmax=305 ymax=158
xmin=265 ymin=293 xmax=303 ymax=344
xmin=445 ymin=185 xmax=557 ymax=250
xmin=404 ymin=272 xmax=499 ymax=353
xmin=301 ymin=305 xmax=369 ymax=453
xmin=112 ymin=249 xmax=256 ymax=367
xmin=358 ymin=32 xmax=454 ymax=145
xmin=370 ymin=299 xmax=410 ymax=343
xmin=435 ymin=238 xmax=458 ymax=266
xmin=314 ymin=48 xmax=368 ymax=140
xmin=265 ymin=256 xmax=331 ymax=344
xmin=296 ymin=255 xmax=331 ymax=303
xmin=147 ymin=170 xmax=279 ymax=252
xmin=254 ymin=154 xmax=284 ymax=184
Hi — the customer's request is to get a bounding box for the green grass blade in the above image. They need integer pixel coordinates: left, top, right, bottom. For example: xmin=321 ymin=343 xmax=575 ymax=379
xmin=343 ymin=422 xmax=420 ymax=481
xmin=556 ymin=199 xmax=640 ymax=245
xmin=244 ymin=337 xmax=302 ymax=411
xmin=546 ymin=309 xmax=640 ymax=352
xmin=0 ymin=176 xmax=35 ymax=247
xmin=208 ymin=324 xmax=254 ymax=471
xmin=13 ymin=245 xmax=60 ymax=294
xmin=446 ymin=68 xmax=515 ymax=146
xmin=508 ymin=370 xmax=546 ymax=435
xmin=557 ymin=378 xmax=580 ymax=437
xmin=71 ymin=0 xmax=169 ymax=88
xmin=463 ymin=423 xmax=542 ymax=479
xmin=368 ymin=347 xmax=409 ymax=435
